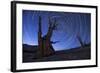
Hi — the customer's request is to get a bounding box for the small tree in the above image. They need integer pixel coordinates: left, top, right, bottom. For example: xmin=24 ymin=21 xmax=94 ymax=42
xmin=77 ymin=33 xmax=84 ymax=47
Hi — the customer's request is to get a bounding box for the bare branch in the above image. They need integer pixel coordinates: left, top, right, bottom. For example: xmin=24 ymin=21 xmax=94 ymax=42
xmin=51 ymin=41 xmax=60 ymax=44
xmin=48 ymin=16 xmax=52 ymax=29
xmin=38 ymin=16 xmax=41 ymax=32
xmin=52 ymin=19 xmax=59 ymax=30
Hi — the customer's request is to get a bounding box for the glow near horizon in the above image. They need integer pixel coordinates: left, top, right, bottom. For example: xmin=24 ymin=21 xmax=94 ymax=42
xmin=22 ymin=10 xmax=91 ymax=51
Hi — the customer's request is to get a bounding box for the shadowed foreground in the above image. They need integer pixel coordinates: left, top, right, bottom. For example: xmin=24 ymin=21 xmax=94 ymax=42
xmin=23 ymin=44 xmax=91 ymax=63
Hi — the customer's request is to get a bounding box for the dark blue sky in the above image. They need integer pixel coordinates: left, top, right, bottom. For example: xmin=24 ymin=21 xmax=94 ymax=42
xmin=22 ymin=10 xmax=91 ymax=51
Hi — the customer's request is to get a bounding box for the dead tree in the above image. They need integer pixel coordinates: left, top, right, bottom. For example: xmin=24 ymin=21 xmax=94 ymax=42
xmin=37 ymin=16 xmax=43 ymax=58
xmin=37 ymin=16 xmax=58 ymax=58
xmin=77 ymin=33 xmax=84 ymax=47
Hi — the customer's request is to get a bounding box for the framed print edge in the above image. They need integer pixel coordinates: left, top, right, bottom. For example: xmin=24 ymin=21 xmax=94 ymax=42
xmin=11 ymin=1 xmax=17 ymax=72
xmin=11 ymin=1 xmax=98 ymax=72
xmin=96 ymin=6 xmax=98 ymax=67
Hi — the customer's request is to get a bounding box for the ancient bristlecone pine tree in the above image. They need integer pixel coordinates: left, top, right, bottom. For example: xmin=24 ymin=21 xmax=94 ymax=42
xmin=37 ymin=16 xmax=57 ymax=58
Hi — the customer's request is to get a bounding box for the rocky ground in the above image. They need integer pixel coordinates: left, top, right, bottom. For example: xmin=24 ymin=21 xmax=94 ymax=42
xmin=23 ymin=44 xmax=91 ymax=63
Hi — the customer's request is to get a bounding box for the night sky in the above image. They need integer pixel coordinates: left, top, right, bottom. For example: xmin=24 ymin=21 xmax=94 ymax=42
xmin=22 ymin=10 xmax=91 ymax=51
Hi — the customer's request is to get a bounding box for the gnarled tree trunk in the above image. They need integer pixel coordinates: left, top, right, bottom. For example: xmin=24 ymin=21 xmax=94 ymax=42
xmin=37 ymin=16 xmax=55 ymax=58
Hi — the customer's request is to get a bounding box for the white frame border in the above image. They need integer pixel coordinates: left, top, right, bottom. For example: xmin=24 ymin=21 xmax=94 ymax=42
xmin=16 ymin=3 xmax=97 ymax=70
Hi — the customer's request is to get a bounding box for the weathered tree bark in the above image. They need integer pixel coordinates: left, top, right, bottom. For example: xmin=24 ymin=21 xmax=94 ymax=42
xmin=37 ymin=16 xmax=43 ymax=58
xmin=37 ymin=16 xmax=55 ymax=58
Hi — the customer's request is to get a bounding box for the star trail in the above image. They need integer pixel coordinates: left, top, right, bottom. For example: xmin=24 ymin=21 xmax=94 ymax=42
xmin=22 ymin=10 xmax=91 ymax=51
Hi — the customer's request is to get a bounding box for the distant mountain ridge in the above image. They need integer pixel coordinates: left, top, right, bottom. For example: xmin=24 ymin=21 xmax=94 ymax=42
xmin=56 ymin=44 xmax=90 ymax=53
xmin=23 ymin=44 xmax=90 ymax=53
xmin=23 ymin=44 xmax=38 ymax=53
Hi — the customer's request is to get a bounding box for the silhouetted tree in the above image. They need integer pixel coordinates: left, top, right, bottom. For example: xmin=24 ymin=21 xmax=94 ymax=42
xmin=77 ymin=33 xmax=84 ymax=47
xmin=37 ymin=16 xmax=59 ymax=58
